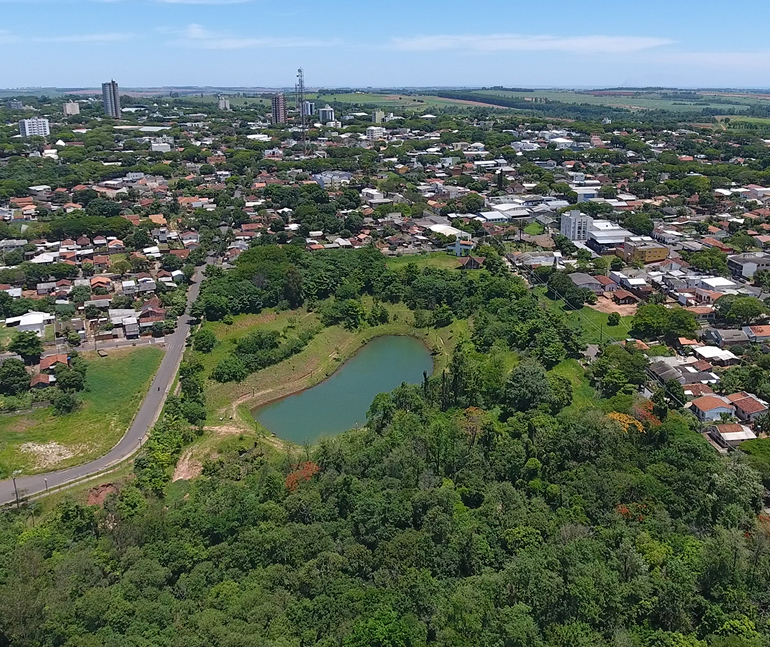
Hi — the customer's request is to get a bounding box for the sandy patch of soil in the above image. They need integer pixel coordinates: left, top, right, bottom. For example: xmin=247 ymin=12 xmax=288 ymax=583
xmin=588 ymin=297 xmax=638 ymax=316
xmin=19 ymin=441 xmax=83 ymax=468
xmin=87 ymin=483 xmax=118 ymax=506
xmin=172 ymin=449 xmax=203 ymax=482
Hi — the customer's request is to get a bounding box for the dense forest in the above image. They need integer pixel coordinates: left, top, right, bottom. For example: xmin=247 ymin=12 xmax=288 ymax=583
xmin=0 ymin=387 xmax=765 ymax=647
xmin=0 ymin=246 xmax=768 ymax=647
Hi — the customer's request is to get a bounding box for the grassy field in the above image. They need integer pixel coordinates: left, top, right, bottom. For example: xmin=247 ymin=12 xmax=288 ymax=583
xmin=0 ymin=346 xmax=163 ymax=478
xmin=197 ymin=301 xmax=467 ymax=424
xmin=384 ymin=251 xmax=464 ymax=271
xmin=524 ymin=222 xmax=545 ymax=236
xmin=534 ymin=287 xmax=634 ymax=344
xmin=551 ymin=358 xmax=596 ymax=411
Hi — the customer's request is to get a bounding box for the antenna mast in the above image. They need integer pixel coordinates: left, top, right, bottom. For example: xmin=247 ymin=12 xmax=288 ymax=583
xmin=296 ymin=68 xmax=308 ymax=155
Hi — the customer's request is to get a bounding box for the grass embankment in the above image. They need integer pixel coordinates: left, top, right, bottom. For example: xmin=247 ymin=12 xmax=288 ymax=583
xmin=0 ymin=346 xmax=163 ymax=478
xmin=198 ymin=300 xmax=466 ymax=425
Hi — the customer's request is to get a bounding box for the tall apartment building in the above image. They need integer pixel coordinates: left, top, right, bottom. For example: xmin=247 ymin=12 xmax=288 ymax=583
xmin=63 ymin=101 xmax=80 ymax=116
xmin=19 ymin=118 xmax=50 ymax=137
xmin=317 ymin=105 xmax=335 ymax=123
xmin=301 ymin=100 xmax=315 ymax=117
xmin=271 ymin=93 xmax=287 ymax=124
xmin=7 ymin=100 xmax=23 ymax=110
xmin=101 ymin=80 xmax=121 ymax=118
xmin=218 ymin=97 xmax=231 ymax=111
xmin=366 ymin=126 xmax=386 ymax=139
xmin=372 ymin=109 xmax=385 ymax=124
xmin=560 ymin=210 xmax=591 ymax=241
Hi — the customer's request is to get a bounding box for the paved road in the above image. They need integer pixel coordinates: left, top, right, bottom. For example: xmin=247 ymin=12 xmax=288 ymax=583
xmin=0 ymin=266 xmax=208 ymax=505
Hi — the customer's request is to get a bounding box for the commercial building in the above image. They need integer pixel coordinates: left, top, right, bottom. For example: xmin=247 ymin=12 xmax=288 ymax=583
xmin=727 ymin=252 xmax=770 ymax=279
xmin=63 ymin=101 xmax=80 ymax=116
xmin=560 ymin=210 xmax=591 ymax=241
xmin=101 ymin=80 xmax=121 ymax=118
xmin=586 ymin=220 xmax=632 ymax=253
xmin=373 ymin=109 xmax=385 ymax=123
xmin=218 ymin=97 xmax=231 ymax=111
xmin=620 ymin=236 xmax=669 ymax=264
xmin=18 ymin=118 xmax=50 ymax=137
xmin=272 ymin=93 xmax=287 ymax=124
xmin=317 ymin=105 xmax=335 ymax=123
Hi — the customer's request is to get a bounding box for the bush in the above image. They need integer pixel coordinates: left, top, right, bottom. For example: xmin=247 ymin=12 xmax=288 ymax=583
xmin=211 ymin=356 xmax=248 ymax=383
xmin=193 ymin=328 xmax=216 ymax=353
xmin=607 ymin=312 xmax=621 ymax=326
xmin=52 ymin=391 xmax=79 ymax=415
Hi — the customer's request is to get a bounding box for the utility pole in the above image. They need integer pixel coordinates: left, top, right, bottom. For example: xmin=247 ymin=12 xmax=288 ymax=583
xmin=295 ymin=68 xmax=308 ymax=155
xmin=12 ymin=470 xmax=21 ymax=509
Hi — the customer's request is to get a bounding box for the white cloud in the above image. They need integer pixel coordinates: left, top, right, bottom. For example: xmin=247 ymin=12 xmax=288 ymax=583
xmin=153 ymin=0 xmax=256 ymax=4
xmin=0 ymin=29 xmax=135 ymax=43
xmin=391 ymin=33 xmax=675 ymax=54
xmin=168 ymin=23 xmax=335 ymax=49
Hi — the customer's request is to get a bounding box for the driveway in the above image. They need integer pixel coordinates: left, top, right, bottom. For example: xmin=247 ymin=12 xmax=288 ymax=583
xmin=0 ymin=265 xmax=207 ymax=505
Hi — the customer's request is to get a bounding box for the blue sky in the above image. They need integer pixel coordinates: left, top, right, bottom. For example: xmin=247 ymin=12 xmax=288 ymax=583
xmin=1 ymin=0 xmax=769 ymax=89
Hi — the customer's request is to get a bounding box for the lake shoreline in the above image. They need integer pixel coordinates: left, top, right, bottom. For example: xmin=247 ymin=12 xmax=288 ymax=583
xmin=247 ymin=331 xmax=433 ymax=415
xmin=252 ymin=335 xmax=434 ymax=444
xmin=215 ymin=323 xmax=443 ymax=424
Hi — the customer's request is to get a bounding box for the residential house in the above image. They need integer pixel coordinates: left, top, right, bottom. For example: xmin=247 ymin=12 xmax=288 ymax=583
xmin=39 ymin=353 xmax=69 ymax=373
xmin=107 ymin=239 xmax=125 ymax=253
xmin=710 ymin=423 xmax=756 ymax=447
xmin=743 ymin=325 xmax=770 ymax=344
xmin=703 ymin=328 xmax=749 ymax=348
xmin=30 ymin=373 xmax=55 ymax=389
xmin=458 ymin=256 xmax=485 ymax=270
xmin=613 ymin=289 xmax=638 ymax=305
xmin=727 ymin=392 xmax=769 ymax=422
xmin=568 ymin=273 xmax=603 ymax=294
xmin=594 ymin=274 xmax=618 ymax=292
xmin=690 ymin=395 xmax=734 ymax=422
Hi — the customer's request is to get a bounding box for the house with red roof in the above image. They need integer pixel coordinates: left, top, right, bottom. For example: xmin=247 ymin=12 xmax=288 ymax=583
xmin=690 ymin=395 xmax=734 ymax=422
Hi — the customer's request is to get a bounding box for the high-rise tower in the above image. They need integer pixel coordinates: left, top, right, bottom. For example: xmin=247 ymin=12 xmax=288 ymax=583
xmin=271 ymin=93 xmax=287 ymax=124
xmin=101 ymin=80 xmax=120 ymax=118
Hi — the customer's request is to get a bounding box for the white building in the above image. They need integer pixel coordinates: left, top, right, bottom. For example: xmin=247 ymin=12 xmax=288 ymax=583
xmin=4 ymin=311 xmax=55 ymax=337
xmin=218 ymin=97 xmax=231 ymax=111
xmin=63 ymin=101 xmax=80 ymax=116
xmin=19 ymin=118 xmax=50 ymax=138
xmin=366 ymin=126 xmax=386 ymax=139
xmin=318 ymin=105 xmax=335 ymax=123
xmin=560 ymin=210 xmax=591 ymax=241
xmin=373 ymin=109 xmax=385 ymax=123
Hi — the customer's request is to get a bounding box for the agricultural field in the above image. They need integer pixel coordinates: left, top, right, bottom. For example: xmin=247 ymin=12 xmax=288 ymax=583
xmin=473 ymin=89 xmax=763 ymax=113
xmin=0 ymin=346 xmax=163 ymax=478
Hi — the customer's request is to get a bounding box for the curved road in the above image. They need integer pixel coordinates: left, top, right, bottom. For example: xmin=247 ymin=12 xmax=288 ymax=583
xmin=0 ymin=265 xmax=208 ymax=506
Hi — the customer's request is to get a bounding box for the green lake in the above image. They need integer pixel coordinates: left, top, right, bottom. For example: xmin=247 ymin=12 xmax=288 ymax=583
xmin=253 ymin=335 xmax=433 ymax=444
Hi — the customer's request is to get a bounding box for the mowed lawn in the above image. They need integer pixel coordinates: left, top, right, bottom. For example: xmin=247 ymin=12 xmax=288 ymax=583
xmin=534 ymin=287 xmax=634 ymax=344
xmin=384 ymin=252 xmax=464 ymax=271
xmin=0 ymin=346 xmax=163 ymax=477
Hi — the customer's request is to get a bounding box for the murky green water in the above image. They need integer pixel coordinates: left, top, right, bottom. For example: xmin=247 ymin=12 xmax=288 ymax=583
xmin=253 ymin=335 xmax=433 ymax=444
